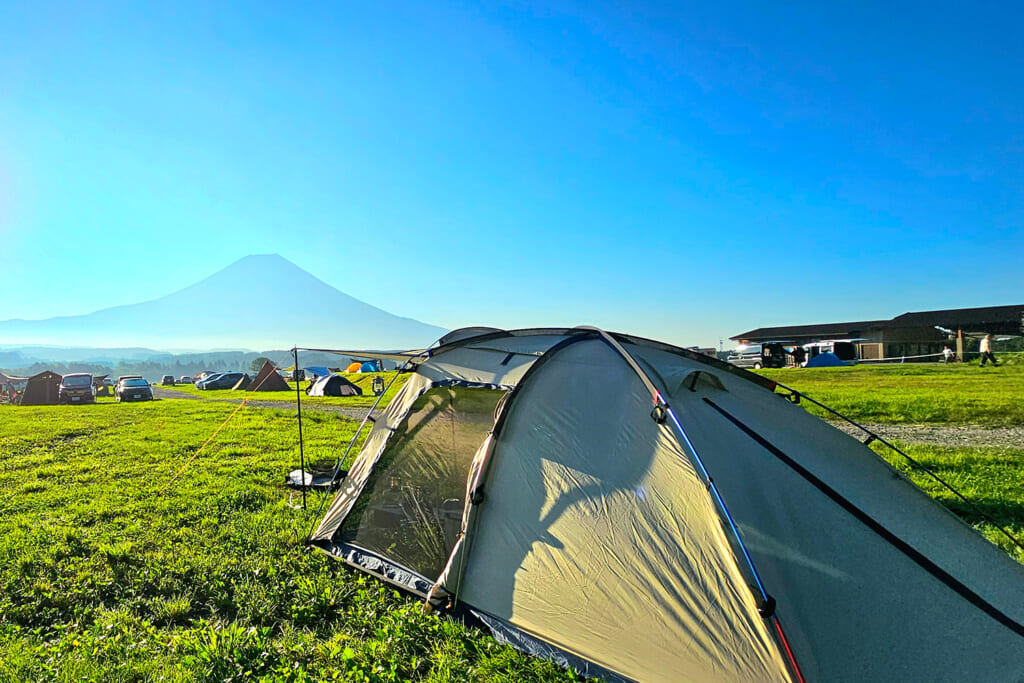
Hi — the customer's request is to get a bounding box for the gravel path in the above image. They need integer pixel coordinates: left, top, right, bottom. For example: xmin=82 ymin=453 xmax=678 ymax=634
xmin=829 ymin=420 xmax=1024 ymax=449
xmin=154 ymin=387 xmax=1021 ymax=449
xmin=151 ymin=386 xmax=371 ymax=421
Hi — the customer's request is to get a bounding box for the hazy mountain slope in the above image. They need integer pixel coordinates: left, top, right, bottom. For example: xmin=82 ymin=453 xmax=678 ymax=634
xmin=0 ymin=255 xmax=447 ymax=350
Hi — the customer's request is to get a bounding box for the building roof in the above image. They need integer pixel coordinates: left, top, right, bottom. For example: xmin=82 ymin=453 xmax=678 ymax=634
xmin=890 ymin=304 xmax=1024 ymax=331
xmin=731 ymin=320 xmax=888 ymax=343
xmin=731 ymin=304 xmax=1024 ymax=342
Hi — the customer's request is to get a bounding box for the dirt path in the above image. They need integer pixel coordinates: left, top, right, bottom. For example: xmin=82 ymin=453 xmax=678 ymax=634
xmin=152 ymin=386 xmax=371 ymax=421
xmin=829 ymin=420 xmax=1024 ymax=449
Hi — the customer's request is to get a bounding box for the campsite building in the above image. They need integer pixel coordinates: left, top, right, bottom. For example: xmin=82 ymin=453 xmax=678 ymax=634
xmin=731 ymin=304 xmax=1024 ymax=360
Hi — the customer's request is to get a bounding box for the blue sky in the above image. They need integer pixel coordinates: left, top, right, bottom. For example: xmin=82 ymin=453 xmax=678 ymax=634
xmin=0 ymin=1 xmax=1021 ymax=349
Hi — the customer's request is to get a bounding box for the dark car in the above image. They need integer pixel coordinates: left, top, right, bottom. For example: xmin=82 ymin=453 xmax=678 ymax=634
xmin=116 ymin=377 xmax=154 ymax=402
xmin=195 ymin=373 xmax=222 ymax=389
xmin=161 ymin=375 xmax=175 ymax=386
xmin=60 ymin=373 xmax=95 ymax=404
xmin=198 ymin=372 xmax=244 ymax=390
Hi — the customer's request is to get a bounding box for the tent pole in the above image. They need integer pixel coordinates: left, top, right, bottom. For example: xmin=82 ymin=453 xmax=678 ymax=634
xmin=294 ymin=347 xmax=307 ymax=510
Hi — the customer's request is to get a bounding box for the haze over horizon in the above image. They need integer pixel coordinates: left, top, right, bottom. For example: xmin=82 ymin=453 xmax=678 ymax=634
xmin=1 ymin=3 xmax=1021 ymax=349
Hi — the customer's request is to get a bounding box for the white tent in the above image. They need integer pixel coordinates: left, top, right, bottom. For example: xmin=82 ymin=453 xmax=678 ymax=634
xmin=310 ymin=327 xmax=1024 ymax=682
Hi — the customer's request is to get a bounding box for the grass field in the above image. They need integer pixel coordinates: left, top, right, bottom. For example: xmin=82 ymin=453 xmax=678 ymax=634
xmin=759 ymin=362 xmax=1024 ymax=426
xmin=2 ymin=363 xmax=1022 ymax=680
xmin=0 ymin=399 xmax=576 ymax=682
xmin=165 ymin=372 xmax=411 ymax=409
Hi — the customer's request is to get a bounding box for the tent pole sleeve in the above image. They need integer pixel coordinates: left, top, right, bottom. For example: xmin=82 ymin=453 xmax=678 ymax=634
xmin=585 ymin=326 xmax=805 ymax=681
xmin=294 ymin=347 xmax=307 ymax=510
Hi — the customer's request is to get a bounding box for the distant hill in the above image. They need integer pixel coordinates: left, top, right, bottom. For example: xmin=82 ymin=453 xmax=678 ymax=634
xmin=0 ymin=254 xmax=447 ymax=350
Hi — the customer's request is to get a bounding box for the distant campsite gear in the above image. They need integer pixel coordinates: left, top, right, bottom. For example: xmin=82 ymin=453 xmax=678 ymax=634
xmin=306 ymin=374 xmax=362 ymax=397
xmin=303 ymin=366 xmax=332 ymax=380
xmin=359 ymin=361 xmax=381 ymax=373
xmin=371 ymin=375 xmax=385 ymax=396
xmin=19 ymin=371 xmax=62 ymax=405
xmin=804 ymin=351 xmax=846 ymax=368
xmin=286 ymin=468 xmax=346 ymax=490
xmin=307 ymin=326 xmax=1024 ymax=683
xmin=345 ymin=361 xmax=363 ymax=373
xmin=247 ymin=361 xmax=291 ymax=392
xmin=231 ymin=373 xmax=252 ymax=390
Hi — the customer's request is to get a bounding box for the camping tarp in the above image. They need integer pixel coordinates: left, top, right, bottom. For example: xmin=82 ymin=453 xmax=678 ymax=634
xmin=19 ymin=370 xmax=62 ymax=406
xmin=310 ymin=326 xmax=1024 ymax=683
xmin=306 ymin=374 xmax=362 ymax=397
xmin=231 ymin=373 xmax=252 ymax=390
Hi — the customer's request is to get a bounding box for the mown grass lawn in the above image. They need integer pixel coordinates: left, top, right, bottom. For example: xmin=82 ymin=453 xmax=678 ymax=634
xmin=0 ymin=399 xmax=577 ymax=682
xmin=165 ymin=372 xmax=410 ymax=409
xmin=874 ymin=443 xmax=1024 ymax=563
xmin=759 ymin=362 xmax=1024 ymax=426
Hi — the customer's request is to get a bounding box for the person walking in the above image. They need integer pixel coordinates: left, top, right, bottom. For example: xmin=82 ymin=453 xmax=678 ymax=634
xmin=979 ymin=334 xmax=999 ymax=367
xmin=942 ymin=345 xmax=954 ymax=363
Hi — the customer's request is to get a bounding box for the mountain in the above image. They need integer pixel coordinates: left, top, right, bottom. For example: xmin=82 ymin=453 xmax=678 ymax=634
xmin=0 ymin=255 xmax=447 ymax=350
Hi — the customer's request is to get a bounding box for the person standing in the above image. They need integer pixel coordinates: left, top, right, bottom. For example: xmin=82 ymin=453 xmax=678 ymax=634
xmin=942 ymin=345 xmax=954 ymax=363
xmin=979 ymin=334 xmax=999 ymax=367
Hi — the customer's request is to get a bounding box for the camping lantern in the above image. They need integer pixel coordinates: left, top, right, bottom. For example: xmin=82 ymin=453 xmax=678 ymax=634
xmin=372 ymin=375 xmax=385 ymax=395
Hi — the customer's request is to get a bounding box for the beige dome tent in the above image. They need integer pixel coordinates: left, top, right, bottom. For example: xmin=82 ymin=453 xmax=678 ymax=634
xmin=309 ymin=327 xmax=1024 ymax=682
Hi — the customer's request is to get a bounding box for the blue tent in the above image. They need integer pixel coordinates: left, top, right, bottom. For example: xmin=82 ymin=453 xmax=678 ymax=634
xmin=805 ymin=352 xmax=846 ymax=368
xmin=304 ymin=366 xmax=332 ymax=379
xmin=359 ymin=361 xmax=381 ymax=373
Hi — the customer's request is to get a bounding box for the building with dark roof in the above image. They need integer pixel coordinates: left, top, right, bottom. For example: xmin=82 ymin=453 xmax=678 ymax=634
xmin=731 ymin=304 xmax=1024 ymax=360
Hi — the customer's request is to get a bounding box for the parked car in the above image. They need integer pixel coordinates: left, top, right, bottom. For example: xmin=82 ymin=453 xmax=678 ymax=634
xmin=802 ymin=339 xmax=860 ymax=365
xmin=116 ymin=377 xmax=153 ymax=402
xmin=59 ymin=373 xmax=95 ymax=404
xmin=198 ymin=372 xmax=244 ymax=390
xmin=195 ymin=373 xmax=222 ymax=389
xmin=160 ymin=375 xmax=175 ymax=386
xmin=179 ymin=376 xmax=193 ymax=384
xmin=726 ymin=342 xmax=788 ymax=370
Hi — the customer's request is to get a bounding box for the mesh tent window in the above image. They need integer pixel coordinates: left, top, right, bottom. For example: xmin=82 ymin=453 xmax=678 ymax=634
xmin=338 ymin=385 xmax=506 ymax=580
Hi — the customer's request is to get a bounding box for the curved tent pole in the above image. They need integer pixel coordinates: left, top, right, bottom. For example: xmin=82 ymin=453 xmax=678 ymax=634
xmin=580 ymin=326 xmax=806 ymax=683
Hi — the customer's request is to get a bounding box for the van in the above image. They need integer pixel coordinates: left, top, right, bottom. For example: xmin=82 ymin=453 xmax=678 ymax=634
xmin=726 ymin=342 xmax=788 ymax=370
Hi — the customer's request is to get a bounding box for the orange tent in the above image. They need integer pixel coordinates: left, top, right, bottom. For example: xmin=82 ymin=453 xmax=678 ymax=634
xmin=345 ymin=362 xmax=362 ymax=373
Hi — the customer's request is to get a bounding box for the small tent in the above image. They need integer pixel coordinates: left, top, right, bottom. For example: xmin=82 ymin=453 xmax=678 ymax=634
xmin=306 ymin=374 xmax=362 ymax=397
xmin=19 ymin=370 xmax=62 ymax=406
xmin=248 ymin=361 xmax=291 ymax=392
xmin=344 ymin=361 xmax=363 ymax=373
xmin=804 ymin=351 xmax=846 ymax=368
xmin=231 ymin=373 xmax=252 ymax=390
xmin=359 ymin=361 xmax=381 ymax=373
xmin=311 ymin=327 xmax=1024 ymax=683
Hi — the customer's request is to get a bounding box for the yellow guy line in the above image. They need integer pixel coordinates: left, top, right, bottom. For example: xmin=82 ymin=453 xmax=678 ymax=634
xmin=158 ymin=399 xmax=249 ymax=496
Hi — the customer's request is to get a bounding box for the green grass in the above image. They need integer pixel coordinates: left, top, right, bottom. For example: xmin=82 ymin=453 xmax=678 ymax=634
xmin=164 ymin=372 xmax=411 ymax=409
xmin=759 ymin=362 xmax=1024 ymax=426
xmin=875 ymin=442 xmax=1024 ymax=564
xmin=0 ymin=400 xmax=578 ymax=682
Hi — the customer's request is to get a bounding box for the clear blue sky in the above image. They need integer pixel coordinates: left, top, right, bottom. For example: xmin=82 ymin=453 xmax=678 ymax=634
xmin=1 ymin=1 xmax=1021 ymax=348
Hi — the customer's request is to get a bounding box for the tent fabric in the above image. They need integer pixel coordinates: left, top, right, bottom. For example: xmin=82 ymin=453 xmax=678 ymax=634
xmin=304 ymin=366 xmax=331 ymax=379
xmin=359 ymin=361 xmax=380 ymax=373
xmin=345 ymin=362 xmax=363 ymax=373
xmin=306 ymin=375 xmax=362 ymax=397
xmin=804 ymin=352 xmax=845 ymax=367
xmin=310 ymin=327 xmax=1024 ymax=683
xmin=231 ymin=374 xmax=252 ymax=390
xmin=248 ymin=361 xmax=290 ymax=392
xmin=19 ymin=370 xmax=62 ymax=405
